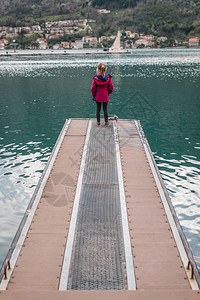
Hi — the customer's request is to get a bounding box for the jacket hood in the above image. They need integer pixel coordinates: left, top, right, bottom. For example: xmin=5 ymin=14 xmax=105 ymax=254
xmin=96 ymin=72 xmax=108 ymax=81
xmin=93 ymin=73 xmax=112 ymax=86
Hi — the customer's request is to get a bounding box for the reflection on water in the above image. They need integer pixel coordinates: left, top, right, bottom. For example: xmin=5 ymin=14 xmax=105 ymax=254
xmin=0 ymin=49 xmax=200 ymax=270
xmin=0 ymin=49 xmax=200 ymax=81
xmin=0 ymin=137 xmax=51 ymax=265
xmin=155 ymin=153 xmax=200 ymax=266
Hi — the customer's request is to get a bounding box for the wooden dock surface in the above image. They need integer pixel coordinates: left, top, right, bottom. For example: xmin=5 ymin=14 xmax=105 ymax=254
xmin=0 ymin=119 xmax=199 ymax=299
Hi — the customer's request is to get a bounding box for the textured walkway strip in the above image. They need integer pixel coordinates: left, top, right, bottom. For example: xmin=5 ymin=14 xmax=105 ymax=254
xmin=59 ymin=120 xmax=92 ymax=290
xmin=62 ymin=120 xmax=135 ymax=290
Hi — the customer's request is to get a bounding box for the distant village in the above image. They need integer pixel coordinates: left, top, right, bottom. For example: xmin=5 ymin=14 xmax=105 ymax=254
xmin=0 ymin=16 xmax=199 ymax=50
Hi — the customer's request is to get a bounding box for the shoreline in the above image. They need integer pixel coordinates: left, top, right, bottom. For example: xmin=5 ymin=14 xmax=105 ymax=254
xmin=0 ymin=49 xmax=131 ymax=56
xmin=0 ymin=47 xmax=200 ymax=57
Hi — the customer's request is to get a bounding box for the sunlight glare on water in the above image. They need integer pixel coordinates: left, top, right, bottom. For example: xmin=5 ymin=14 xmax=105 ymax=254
xmin=0 ymin=49 xmax=200 ymax=270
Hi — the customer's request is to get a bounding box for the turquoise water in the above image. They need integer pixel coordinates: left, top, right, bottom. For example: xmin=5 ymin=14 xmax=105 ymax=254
xmin=0 ymin=49 xmax=200 ymax=270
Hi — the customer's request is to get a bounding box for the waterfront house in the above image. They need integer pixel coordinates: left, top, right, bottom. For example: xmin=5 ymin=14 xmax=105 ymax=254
xmin=53 ymin=44 xmax=61 ymax=50
xmin=82 ymin=36 xmax=97 ymax=48
xmin=61 ymin=41 xmax=70 ymax=49
xmin=37 ymin=38 xmax=48 ymax=50
xmin=75 ymin=40 xmax=84 ymax=49
xmin=189 ymin=37 xmax=199 ymax=47
xmin=39 ymin=42 xmax=48 ymax=50
xmin=89 ymin=37 xmax=97 ymax=48
xmin=71 ymin=42 xmax=76 ymax=49
xmin=0 ymin=41 xmax=5 ymax=49
xmin=134 ymin=39 xmax=149 ymax=47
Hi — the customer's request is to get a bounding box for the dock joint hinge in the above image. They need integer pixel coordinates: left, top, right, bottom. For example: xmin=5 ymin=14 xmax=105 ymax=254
xmin=187 ymin=260 xmax=194 ymax=280
xmin=4 ymin=259 xmax=11 ymax=280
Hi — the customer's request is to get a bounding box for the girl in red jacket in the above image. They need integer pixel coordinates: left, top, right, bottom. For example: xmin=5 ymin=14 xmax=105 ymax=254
xmin=91 ymin=62 xmax=114 ymax=126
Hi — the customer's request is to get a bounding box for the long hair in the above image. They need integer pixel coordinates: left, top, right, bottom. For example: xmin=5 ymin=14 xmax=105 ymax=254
xmin=97 ymin=62 xmax=107 ymax=78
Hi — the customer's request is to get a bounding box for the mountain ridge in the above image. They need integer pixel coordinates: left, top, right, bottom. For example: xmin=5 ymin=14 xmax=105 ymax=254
xmin=0 ymin=0 xmax=200 ymax=39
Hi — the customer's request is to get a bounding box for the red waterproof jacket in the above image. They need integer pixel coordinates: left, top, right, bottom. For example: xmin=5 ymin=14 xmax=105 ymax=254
xmin=91 ymin=72 xmax=114 ymax=102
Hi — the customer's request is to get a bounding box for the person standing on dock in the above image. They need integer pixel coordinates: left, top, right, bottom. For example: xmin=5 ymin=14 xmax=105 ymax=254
xmin=91 ymin=62 xmax=113 ymax=126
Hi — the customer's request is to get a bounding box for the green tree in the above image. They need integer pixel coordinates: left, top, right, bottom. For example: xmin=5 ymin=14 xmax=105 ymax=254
xmin=5 ymin=16 xmax=17 ymax=27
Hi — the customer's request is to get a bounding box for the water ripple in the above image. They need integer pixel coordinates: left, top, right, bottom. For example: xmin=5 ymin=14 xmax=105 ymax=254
xmin=0 ymin=48 xmax=200 ymax=273
xmin=156 ymin=153 xmax=200 ymax=266
xmin=0 ymin=139 xmax=52 ymax=266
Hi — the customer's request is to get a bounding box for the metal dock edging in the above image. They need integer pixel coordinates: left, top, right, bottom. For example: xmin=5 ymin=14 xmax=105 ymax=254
xmin=135 ymin=120 xmax=200 ymax=290
xmin=0 ymin=119 xmax=71 ymax=289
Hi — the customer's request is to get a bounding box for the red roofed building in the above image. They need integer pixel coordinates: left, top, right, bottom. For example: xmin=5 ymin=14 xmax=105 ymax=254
xmin=132 ymin=33 xmax=139 ymax=38
xmin=71 ymin=42 xmax=76 ymax=49
xmin=0 ymin=38 xmax=8 ymax=45
xmin=82 ymin=36 xmax=97 ymax=48
xmin=53 ymin=44 xmax=61 ymax=50
xmin=174 ymin=39 xmax=179 ymax=46
xmin=39 ymin=41 xmax=48 ymax=50
xmin=134 ymin=39 xmax=149 ymax=47
xmin=61 ymin=41 xmax=70 ymax=49
xmin=125 ymin=31 xmax=132 ymax=38
xmin=189 ymin=37 xmax=199 ymax=47
xmin=75 ymin=40 xmax=84 ymax=49
xmin=143 ymin=35 xmax=154 ymax=41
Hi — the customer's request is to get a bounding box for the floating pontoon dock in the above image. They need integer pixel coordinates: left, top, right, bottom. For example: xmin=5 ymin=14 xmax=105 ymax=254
xmin=0 ymin=119 xmax=200 ymax=300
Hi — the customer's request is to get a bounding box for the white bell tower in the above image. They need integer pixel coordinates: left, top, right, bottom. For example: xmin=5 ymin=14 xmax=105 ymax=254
xmin=110 ymin=27 xmax=122 ymax=52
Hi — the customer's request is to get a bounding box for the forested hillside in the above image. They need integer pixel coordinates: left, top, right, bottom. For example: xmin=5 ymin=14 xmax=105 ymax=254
xmin=0 ymin=0 xmax=200 ymax=39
